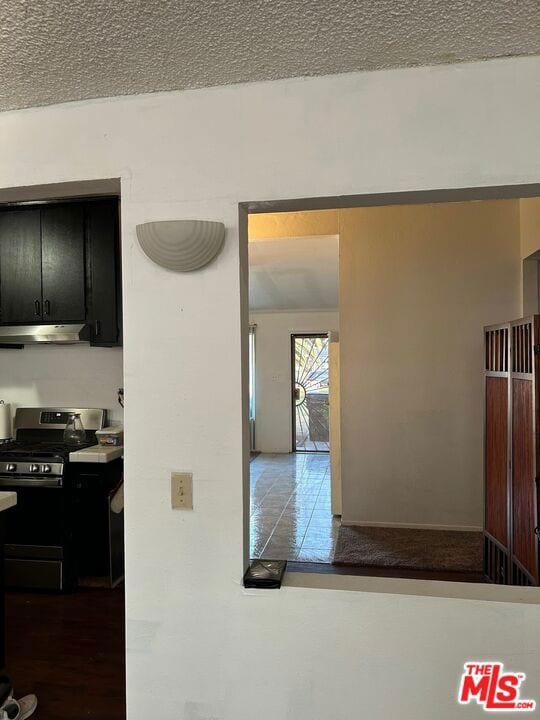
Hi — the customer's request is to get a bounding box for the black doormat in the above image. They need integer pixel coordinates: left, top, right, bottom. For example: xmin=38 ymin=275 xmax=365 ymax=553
xmin=333 ymin=526 xmax=483 ymax=573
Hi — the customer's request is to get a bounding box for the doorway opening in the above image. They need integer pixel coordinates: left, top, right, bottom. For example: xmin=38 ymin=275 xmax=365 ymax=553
xmin=0 ymin=180 xmax=126 ymax=720
xmin=247 ymin=211 xmax=340 ymax=564
xmin=244 ymin=185 xmax=540 ymax=587
xmin=292 ymin=333 xmax=330 ymax=453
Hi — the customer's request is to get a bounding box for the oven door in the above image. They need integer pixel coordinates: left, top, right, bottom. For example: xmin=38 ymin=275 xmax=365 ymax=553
xmin=0 ymin=475 xmax=74 ymax=590
xmin=0 ymin=476 xmax=62 ymax=490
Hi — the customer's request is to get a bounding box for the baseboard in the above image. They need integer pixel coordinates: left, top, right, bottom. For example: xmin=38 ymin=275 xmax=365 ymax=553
xmin=341 ymin=520 xmax=482 ymax=532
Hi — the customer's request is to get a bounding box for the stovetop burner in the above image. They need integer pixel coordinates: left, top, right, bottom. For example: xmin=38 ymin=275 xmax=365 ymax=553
xmin=0 ymin=408 xmax=107 ymax=475
xmin=0 ymin=440 xmax=94 ymax=462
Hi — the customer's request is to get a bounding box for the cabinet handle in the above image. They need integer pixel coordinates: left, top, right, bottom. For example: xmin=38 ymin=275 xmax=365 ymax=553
xmin=44 ymin=300 xmax=50 ymax=316
xmin=34 ymin=300 xmax=40 ymax=316
xmin=95 ymin=320 xmax=101 ymax=337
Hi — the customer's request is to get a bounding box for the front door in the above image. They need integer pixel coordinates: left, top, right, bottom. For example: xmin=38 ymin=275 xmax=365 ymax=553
xmin=292 ymin=334 xmax=330 ymax=452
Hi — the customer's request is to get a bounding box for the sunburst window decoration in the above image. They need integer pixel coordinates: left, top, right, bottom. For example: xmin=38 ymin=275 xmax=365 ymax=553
xmin=293 ymin=335 xmax=330 ymax=452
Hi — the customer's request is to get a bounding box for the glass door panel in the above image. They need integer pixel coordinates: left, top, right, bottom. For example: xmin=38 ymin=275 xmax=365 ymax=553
xmin=292 ymin=334 xmax=330 ymax=452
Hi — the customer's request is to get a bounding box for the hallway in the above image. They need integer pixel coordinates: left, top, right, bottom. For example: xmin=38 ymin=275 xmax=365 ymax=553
xmin=250 ymin=453 xmax=339 ymax=562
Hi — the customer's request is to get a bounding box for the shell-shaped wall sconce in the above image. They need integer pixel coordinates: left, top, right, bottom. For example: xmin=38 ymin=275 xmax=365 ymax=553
xmin=136 ymin=220 xmax=225 ymax=272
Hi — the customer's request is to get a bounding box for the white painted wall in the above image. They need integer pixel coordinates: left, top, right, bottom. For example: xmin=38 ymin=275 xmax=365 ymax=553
xmin=340 ymin=201 xmax=522 ymax=529
xmin=249 ymin=234 xmax=339 ymax=311
xmin=250 ymin=311 xmax=339 ymax=452
xmin=0 ymin=56 xmax=539 ymax=720
xmin=0 ymin=346 xmax=124 ymax=429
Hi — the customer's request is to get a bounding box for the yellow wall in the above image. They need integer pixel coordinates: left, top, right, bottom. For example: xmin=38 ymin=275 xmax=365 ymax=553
xmin=520 ymin=197 xmax=540 ymax=259
xmin=329 ymin=336 xmax=342 ymax=515
xmin=339 ymin=200 xmax=522 ymax=528
xmin=248 ymin=209 xmax=338 ymax=240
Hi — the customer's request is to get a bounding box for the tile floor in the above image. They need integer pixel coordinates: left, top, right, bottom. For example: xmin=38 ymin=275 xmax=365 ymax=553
xmin=250 ymin=452 xmax=340 ymax=563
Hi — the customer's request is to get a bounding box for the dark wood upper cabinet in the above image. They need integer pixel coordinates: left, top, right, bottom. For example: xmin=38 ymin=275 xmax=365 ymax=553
xmin=0 ymin=199 xmax=121 ymax=347
xmin=0 ymin=209 xmax=42 ymax=324
xmin=41 ymin=204 xmax=86 ymax=323
xmin=86 ymin=200 xmax=121 ymax=346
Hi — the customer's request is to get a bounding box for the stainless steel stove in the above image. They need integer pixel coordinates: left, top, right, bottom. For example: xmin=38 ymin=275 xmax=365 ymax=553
xmin=0 ymin=408 xmax=123 ymax=591
xmin=0 ymin=408 xmax=106 ymax=486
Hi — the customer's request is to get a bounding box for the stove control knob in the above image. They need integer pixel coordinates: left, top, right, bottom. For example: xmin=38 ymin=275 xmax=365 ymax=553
xmin=42 ymin=465 xmax=52 ymax=474
xmin=6 ymin=463 xmax=16 ymax=472
xmin=29 ymin=464 xmax=40 ymax=473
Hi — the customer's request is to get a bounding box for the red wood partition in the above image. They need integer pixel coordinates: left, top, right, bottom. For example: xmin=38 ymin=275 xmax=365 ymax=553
xmin=484 ymin=323 xmax=511 ymax=584
xmin=510 ymin=317 xmax=539 ymax=585
xmin=484 ymin=317 xmax=540 ymax=586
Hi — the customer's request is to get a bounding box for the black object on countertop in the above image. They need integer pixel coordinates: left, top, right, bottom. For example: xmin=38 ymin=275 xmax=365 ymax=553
xmin=243 ymin=560 xmax=286 ymax=589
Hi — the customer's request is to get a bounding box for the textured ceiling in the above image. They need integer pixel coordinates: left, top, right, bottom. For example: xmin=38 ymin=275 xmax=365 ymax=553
xmin=1 ymin=0 xmax=539 ymax=112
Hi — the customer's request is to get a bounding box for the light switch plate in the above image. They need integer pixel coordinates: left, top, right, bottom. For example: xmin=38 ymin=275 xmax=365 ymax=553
xmin=171 ymin=472 xmax=193 ymax=509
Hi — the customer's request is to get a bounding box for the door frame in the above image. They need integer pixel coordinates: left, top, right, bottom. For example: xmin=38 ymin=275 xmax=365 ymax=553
xmin=290 ymin=332 xmax=330 ymax=453
xmin=240 ymin=181 xmax=540 ymax=590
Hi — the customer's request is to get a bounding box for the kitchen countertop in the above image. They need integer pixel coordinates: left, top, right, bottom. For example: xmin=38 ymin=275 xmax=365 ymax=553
xmin=0 ymin=492 xmax=16 ymax=512
xmin=69 ymin=445 xmax=123 ymax=463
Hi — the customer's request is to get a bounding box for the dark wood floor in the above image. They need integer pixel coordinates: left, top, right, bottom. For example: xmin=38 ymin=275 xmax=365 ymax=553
xmin=287 ymin=561 xmax=486 ymax=583
xmin=4 ymin=587 xmax=125 ymax=720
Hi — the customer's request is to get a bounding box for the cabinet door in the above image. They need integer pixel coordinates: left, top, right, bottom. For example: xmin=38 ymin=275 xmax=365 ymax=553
xmin=86 ymin=200 xmax=121 ymax=345
xmin=41 ymin=205 xmax=86 ymax=323
xmin=0 ymin=209 xmax=42 ymax=324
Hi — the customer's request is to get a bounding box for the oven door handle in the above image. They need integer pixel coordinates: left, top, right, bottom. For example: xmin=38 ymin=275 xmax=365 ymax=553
xmin=0 ymin=476 xmax=62 ymax=488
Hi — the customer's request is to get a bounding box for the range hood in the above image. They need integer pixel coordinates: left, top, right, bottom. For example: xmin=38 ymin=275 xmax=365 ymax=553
xmin=0 ymin=324 xmax=91 ymax=346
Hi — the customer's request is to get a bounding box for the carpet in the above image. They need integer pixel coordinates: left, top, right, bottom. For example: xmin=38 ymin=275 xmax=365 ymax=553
xmin=333 ymin=526 xmax=483 ymax=573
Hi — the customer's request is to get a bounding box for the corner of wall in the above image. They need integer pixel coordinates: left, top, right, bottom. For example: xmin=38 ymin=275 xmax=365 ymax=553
xmin=520 ymin=197 xmax=540 ymax=315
